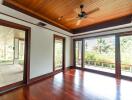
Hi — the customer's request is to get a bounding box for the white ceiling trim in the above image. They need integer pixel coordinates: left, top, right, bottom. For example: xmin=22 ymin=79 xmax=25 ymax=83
xmin=72 ymin=22 xmax=132 ymax=38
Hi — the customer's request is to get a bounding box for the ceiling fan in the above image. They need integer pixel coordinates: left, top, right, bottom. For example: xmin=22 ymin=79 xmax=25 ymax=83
xmin=67 ymin=4 xmax=99 ymax=26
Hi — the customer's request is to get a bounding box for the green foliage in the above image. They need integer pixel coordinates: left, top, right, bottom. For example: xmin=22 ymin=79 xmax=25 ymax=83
xmin=85 ymin=52 xmax=96 ymax=61
xmin=0 ymin=60 xmax=13 ymax=64
xmin=19 ymin=60 xmax=24 ymax=65
xmin=76 ymin=36 xmax=132 ymax=71
xmin=120 ymin=36 xmax=132 ymax=67
xmin=120 ymin=36 xmax=132 ymax=52
xmin=95 ymin=38 xmax=112 ymax=54
xmin=84 ymin=37 xmax=115 ymax=68
xmin=85 ymin=51 xmax=114 ymax=64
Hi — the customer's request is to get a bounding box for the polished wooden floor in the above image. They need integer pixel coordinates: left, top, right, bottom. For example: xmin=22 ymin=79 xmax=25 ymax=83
xmin=0 ymin=69 xmax=132 ymax=100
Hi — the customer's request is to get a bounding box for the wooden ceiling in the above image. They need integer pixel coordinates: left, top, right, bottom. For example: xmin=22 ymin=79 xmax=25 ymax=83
xmin=3 ymin=0 xmax=132 ymax=33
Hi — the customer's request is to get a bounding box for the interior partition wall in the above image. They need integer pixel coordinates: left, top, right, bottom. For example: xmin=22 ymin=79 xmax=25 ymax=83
xmin=74 ymin=32 xmax=132 ymax=79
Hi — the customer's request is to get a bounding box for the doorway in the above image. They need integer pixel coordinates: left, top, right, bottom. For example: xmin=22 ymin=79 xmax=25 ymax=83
xmin=0 ymin=19 xmax=30 ymax=92
xmin=53 ymin=35 xmax=65 ymax=71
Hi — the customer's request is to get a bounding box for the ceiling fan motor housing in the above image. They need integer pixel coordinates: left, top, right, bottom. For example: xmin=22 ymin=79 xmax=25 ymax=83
xmin=78 ymin=4 xmax=87 ymax=18
xmin=78 ymin=12 xmax=87 ymax=18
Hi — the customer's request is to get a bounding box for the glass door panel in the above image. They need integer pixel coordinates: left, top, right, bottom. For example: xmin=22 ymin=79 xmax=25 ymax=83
xmin=120 ymin=35 xmax=132 ymax=77
xmin=0 ymin=25 xmax=25 ymax=88
xmin=75 ymin=41 xmax=82 ymax=67
xmin=84 ymin=36 xmax=115 ymax=73
xmin=54 ymin=37 xmax=64 ymax=70
xmin=19 ymin=40 xmax=25 ymax=65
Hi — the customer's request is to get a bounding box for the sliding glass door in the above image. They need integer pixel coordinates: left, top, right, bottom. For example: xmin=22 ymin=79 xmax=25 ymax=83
xmin=75 ymin=40 xmax=82 ymax=67
xmin=84 ymin=36 xmax=115 ymax=73
xmin=74 ymin=33 xmax=132 ymax=79
xmin=120 ymin=34 xmax=132 ymax=77
xmin=0 ymin=25 xmax=25 ymax=88
xmin=54 ymin=35 xmax=65 ymax=71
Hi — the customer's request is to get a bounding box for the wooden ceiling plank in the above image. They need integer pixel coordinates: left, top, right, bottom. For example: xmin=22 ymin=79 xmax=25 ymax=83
xmin=3 ymin=0 xmax=132 ymax=33
xmin=3 ymin=0 xmax=72 ymax=32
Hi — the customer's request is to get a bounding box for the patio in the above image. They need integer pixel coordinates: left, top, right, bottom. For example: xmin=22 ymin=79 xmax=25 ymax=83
xmin=84 ymin=64 xmax=132 ymax=77
xmin=0 ymin=64 xmax=23 ymax=87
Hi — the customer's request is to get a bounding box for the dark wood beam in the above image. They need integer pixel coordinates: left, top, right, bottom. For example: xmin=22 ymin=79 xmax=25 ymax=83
xmin=73 ymin=15 xmax=132 ymax=33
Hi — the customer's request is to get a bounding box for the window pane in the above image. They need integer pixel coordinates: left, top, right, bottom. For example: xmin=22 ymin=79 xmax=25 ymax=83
xmin=19 ymin=40 xmax=25 ymax=65
xmin=120 ymin=35 xmax=132 ymax=77
xmin=0 ymin=27 xmax=14 ymax=64
xmin=75 ymin=41 xmax=82 ymax=67
xmin=84 ymin=36 xmax=115 ymax=73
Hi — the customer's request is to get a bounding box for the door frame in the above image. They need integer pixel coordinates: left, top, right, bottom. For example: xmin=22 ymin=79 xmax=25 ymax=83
xmin=0 ymin=19 xmax=31 ymax=92
xmin=118 ymin=32 xmax=132 ymax=80
xmin=53 ymin=34 xmax=65 ymax=72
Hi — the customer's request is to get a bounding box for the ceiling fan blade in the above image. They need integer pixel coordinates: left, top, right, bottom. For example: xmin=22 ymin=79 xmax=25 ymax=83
xmin=86 ymin=8 xmax=99 ymax=15
xmin=66 ymin=17 xmax=77 ymax=21
xmin=74 ymin=8 xmax=80 ymax=14
xmin=86 ymin=17 xmax=95 ymax=22
xmin=76 ymin=20 xmax=82 ymax=26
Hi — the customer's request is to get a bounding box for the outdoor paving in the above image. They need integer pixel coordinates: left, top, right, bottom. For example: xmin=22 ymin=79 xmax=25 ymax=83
xmin=0 ymin=64 xmax=23 ymax=87
xmin=85 ymin=65 xmax=132 ymax=77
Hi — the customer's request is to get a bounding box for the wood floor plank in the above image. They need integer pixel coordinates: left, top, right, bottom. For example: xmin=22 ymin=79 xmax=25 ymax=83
xmin=0 ymin=69 xmax=132 ymax=100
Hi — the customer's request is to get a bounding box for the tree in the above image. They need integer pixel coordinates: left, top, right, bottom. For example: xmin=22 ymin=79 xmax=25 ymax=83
xmin=95 ymin=38 xmax=112 ymax=54
xmin=120 ymin=36 xmax=132 ymax=52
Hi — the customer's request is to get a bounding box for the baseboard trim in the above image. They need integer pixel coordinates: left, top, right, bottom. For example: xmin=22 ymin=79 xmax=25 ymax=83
xmin=29 ymin=66 xmax=71 ymax=85
xmin=64 ymin=66 xmax=73 ymax=71
xmin=29 ymin=70 xmax=62 ymax=85
xmin=74 ymin=67 xmax=132 ymax=81
xmin=75 ymin=67 xmax=115 ymax=77
xmin=0 ymin=66 xmax=72 ymax=94
xmin=0 ymin=81 xmax=24 ymax=94
xmin=121 ymin=75 xmax=132 ymax=81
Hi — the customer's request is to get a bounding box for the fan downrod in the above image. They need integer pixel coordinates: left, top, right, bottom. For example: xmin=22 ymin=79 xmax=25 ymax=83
xmin=80 ymin=4 xmax=84 ymax=9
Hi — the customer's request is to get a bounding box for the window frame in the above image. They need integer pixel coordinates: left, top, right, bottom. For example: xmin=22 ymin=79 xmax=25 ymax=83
xmin=73 ymin=32 xmax=132 ymax=80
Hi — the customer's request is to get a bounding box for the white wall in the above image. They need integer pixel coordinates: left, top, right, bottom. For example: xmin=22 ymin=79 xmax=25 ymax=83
xmin=30 ymin=27 xmax=72 ymax=78
xmin=0 ymin=3 xmax=72 ymax=79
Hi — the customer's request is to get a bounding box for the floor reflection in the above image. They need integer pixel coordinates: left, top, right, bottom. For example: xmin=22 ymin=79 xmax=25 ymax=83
xmin=0 ymin=69 xmax=132 ymax=100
